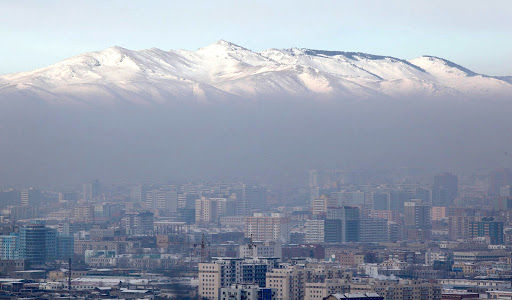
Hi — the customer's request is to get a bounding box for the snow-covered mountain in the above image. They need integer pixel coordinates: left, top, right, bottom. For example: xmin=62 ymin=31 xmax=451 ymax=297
xmin=1 ymin=40 xmax=511 ymax=105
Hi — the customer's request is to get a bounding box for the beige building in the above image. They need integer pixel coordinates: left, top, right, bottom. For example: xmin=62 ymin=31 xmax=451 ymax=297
xmin=312 ymin=196 xmax=328 ymax=215
xmin=266 ymin=264 xmax=352 ymax=300
xmin=335 ymin=253 xmax=365 ymax=267
xmin=452 ymin=262 xmax=476 ymax=275
xmin=198 ymin=263 xmax=222 ymax=300
xmin=74 ymin=240 xmax=126 ymax=255
xmin=74 ymin=206 xmax=94 ymax=222
xmin=195 ymin=197 xmax=218 ymax=223
xmin=305 ymin=278 xmax=350 ymax=300
xmin=449 ymin=216 xmax=474 ymax=240
xmin=266 ymin=266 xmax=305 ymax=300
xmin=431 ymin=207 xmax=446 ymax=221
xmin=350 ymin=279 xmax=441 ymax=300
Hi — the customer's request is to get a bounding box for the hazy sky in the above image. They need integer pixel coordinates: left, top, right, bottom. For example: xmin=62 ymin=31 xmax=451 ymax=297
xmin=1 ymin=0 xmax=511 ymax=76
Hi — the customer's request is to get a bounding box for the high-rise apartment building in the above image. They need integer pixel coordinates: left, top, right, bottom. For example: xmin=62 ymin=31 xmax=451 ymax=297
xmin=245 ymin=185 xmax=268 ymax=212
xmin=145 ymin=190 xmax=178 ymax=212
xmin=489 ymin=168 xmax=512 ymax=196
xmin=244 ymin=213 xmax=290 ymax=242
xmin=123 ymin=211 xmax=154 ymax=235
xmin=469 ymin=217 xmax=504 ymax=244
xmin=415 ymin=188 xmax=432 ymax=205
xmin=449 ymin=216 xmax=473 ymax=240
xmin=337 ymin=191 xmax=365 ymax=206
xmin=20 ymin=188 xmax=42 ymax=206
xmin=432 ymin=172 xmax=458 ymax=207
xmin=20 ymin=189 xmax=29 ymax=206
xmin=309 ymin=169 xmax=319 ymax=188
xmin=404 ymin=200 xmax=431 ymax=230
xmin=266 ymin=264 xmax=352 ymax=300
xmin=239 ymin=241 xmax=282 ymax=259
xmin=360 ymin=217 xmax=389 ymax=243
xmin=83 ymin=179 xmax=101 ymax=202
xmin=0 ymin=234 xmax=19 ymax=259
xmin=18 ymin=222 xmax=57 ymax=265
xmin=199 ymin=258 xmax=278 ymax=300
xmin=305 ymin=220 xmax=325 ymax=244
xmin=312 ymin=195 xmax=328 ymax=215
xmin=196 ymin=197 xmax=219 ymax=223
xmin=327 ymin=206 xmax=360 ymax=242
xmin=235 ymin=184 xmax=261 ymax=216
xmin=324 ymin=219 xmax=343 ymax=243
xmin=389 ymin=190 xmax=412 ymax=213
xmin=266 ymin=265 xmax=305 ymax=300
xmin=74 ymin=206 xmax=94 ymax=222
xmin=305 ymin=279 xmax=351 ymax=300
xmin=130 ymin=185 xmax=146 ymax=202
xmin=373 ymin=193 xmax=390 ymax=210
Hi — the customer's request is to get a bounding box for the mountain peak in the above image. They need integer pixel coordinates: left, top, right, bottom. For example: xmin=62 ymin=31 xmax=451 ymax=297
xmin=213 ymin=39 xmax=236 ymax=46
xmin=199 ymin=40 xmax=248 ymax=52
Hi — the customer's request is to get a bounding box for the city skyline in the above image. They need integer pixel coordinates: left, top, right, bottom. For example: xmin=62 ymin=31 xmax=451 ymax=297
xmin=2 ymin=1 xmax=512 ymax=299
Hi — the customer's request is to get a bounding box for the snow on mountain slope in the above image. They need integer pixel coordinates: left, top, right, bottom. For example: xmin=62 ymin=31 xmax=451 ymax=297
xmin=408 ymin=56 xmax=512 ymax=97
xmin=259 ymin=48 xmax=431 ymax=81
xmin=1 ymin=41 xmax=511 ymax=105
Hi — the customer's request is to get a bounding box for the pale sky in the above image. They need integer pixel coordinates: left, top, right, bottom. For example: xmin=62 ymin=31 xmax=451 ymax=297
xmin=1 ymin=0 xmax=511 ymax=76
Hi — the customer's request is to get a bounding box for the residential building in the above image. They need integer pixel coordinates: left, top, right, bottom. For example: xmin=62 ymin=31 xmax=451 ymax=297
xmin=432 ymin=172 xmax=458 ymax=207
xmin=469 ymin=217 xmax=504 ymax=244
xmin=239 ymin=241 xmax=282 ymax=259
xmin=324 ymin=293 xmax=383 ymax=300
xmin=199 ymin=258 xmax=278 ymax=300
xmin=350 ymin=279 xmax=441 ymax=300
xmin=245 ymin=213 xmax=290 ymax=243
xmin=196 ymin=197 xmax=219 ymax=224
xmin=404 ymin=200 xmax=431 ymax=230
xmin=360 ymin=218 xmax=388 ymax=243
xmin=0 ymin=234 xmax=19 ymax=259
xmin=18 ymin=222 xmax=57 ymax=265
xmin=266 ymin=265 xmax=305 ymax=300
xmin=305 ymin=279 xmax=350 ymax=300
xmin=312 ymin=196 xmax=328 ymax=215
xmin=123 ymin=211 xmax=154 ymax=235
xmin=220 ymin=284 xmax=275 ymax=300
xmin=305 ymin=220 xmax=325 ymax=244
xmin=327 ymin=206 xmax=360 ymax=242
xmin=489 ymin=168 xmax=512 ymax=196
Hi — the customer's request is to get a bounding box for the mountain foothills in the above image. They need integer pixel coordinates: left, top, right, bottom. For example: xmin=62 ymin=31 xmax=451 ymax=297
xmin=0 ymin=40 xmax=511 ymax=105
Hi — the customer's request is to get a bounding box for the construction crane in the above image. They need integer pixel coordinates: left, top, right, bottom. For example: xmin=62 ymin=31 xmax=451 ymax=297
xmin=247 ymin=234 xmax=257 ymax=250
xmin=193 ymin=233 xmax=211 ymax=263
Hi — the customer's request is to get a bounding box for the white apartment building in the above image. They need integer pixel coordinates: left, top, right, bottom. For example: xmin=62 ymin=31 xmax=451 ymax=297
xmin=305 ymin=220 xmax=325 ymax=244
xmin=244 ymin=213 xmax=290 ymax=243
xmin=239 ymin=241 xmax=282 ymax=259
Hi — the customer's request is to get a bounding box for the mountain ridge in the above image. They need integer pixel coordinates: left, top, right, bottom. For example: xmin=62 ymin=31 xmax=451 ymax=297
xmin=1 ymin=40 xmax=511 ymax=105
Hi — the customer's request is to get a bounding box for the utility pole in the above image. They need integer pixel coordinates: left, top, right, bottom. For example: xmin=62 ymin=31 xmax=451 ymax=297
xmin=68 ymin=258 xmax=72 ymax=299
